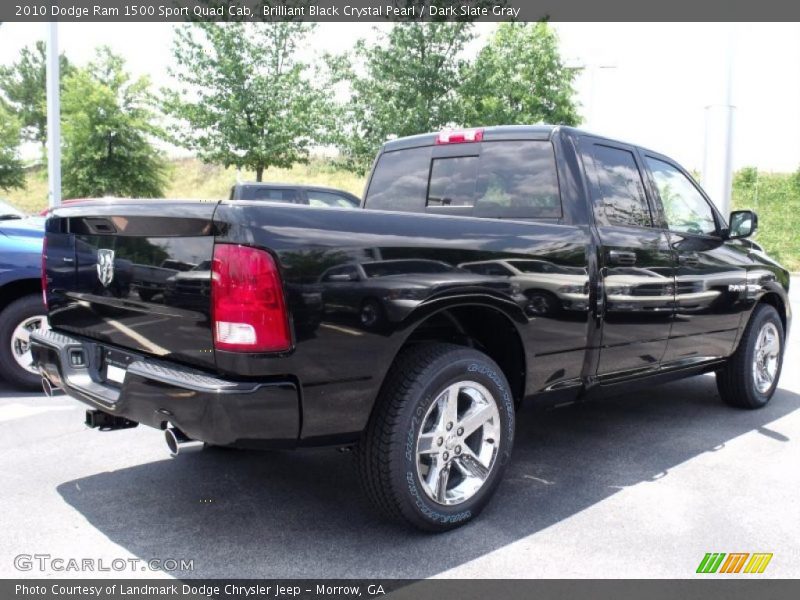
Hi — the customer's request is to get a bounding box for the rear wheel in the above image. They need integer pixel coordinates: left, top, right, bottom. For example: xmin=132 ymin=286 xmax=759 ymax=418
xmin=0 ymin=294 xmax=49 ymax=390
xmin=717 ymin=303 xmax=784 ymax=409
xmin=357 ymin=343 xmax=515 ymax=531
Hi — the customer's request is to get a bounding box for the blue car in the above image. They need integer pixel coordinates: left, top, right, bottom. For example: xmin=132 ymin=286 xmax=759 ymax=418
xmin=0 ymin=201 xmax=46 ymax=389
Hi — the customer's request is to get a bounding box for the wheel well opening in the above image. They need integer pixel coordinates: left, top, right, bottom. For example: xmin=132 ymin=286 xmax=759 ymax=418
xmin=403 ymin=306 xmax=526 ymax=404
xmin=759 ymin=292 xmax=787 ymax=332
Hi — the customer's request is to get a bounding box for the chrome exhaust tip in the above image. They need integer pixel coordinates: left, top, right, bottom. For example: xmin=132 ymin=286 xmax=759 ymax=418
xmin=165 ymin=427 xmax=192 ymax=456
xmin=41 ymin=377 xmax=53 ymax=397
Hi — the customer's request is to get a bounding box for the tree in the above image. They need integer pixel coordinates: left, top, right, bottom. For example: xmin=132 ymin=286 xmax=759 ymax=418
xmin=461 ymin=22 xmax=580 ymax=128
xmin=332 ymin=23 xmax=474 ymax=174
xmin=0 ymin=102 xmax=25 ymax=192
xmin=163 ymin=22 xmax=327 ymax=182
xmin=61 ymin=47 xmax=167 ymax=198
xmin=0 ymin=41 xmax=73 ymax=149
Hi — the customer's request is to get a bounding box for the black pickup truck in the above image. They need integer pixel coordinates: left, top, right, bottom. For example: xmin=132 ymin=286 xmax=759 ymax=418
xmin=32 ymin=125 xmax=791 ymax=531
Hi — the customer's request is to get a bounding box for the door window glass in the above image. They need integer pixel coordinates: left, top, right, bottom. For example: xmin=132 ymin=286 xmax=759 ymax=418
xmin=646 ymin=157 xmax=718 ymax=236
xmin=592 ymin=145 xmax=651 ymax=228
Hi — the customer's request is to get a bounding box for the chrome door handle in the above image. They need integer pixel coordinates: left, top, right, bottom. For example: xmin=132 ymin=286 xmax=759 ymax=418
xmin=678 ymin=253 xmax=699 ymax=266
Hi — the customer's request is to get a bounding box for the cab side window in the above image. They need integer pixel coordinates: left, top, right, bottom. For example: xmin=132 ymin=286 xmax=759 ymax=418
xmin=645 ymin=157 xmax=718 ymax=236
xmin=591 ymin=145 xmax=652 ymax=228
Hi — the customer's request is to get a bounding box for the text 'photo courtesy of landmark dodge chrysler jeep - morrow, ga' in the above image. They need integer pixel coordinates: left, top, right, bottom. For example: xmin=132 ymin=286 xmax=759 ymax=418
xmin=31 ymin=126 xmax=791 ymax=531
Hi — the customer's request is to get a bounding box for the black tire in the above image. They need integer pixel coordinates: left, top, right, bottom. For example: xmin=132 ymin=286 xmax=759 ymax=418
xmin=0 ymin=294 xmax=48 ymax=390
xmin=359 ymin=298 xmax=384 ymax=329
xmin=357 ymin=343 xmax=515 ymax=532
xmin=525 ymin=290 xmax=559 ymax=316
xmin=717 ymin=303 xmax=784 ymax=409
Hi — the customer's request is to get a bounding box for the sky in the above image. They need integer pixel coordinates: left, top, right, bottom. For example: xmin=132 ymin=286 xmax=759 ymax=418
xmin=1 ymin=21 xmax=799 ymax=174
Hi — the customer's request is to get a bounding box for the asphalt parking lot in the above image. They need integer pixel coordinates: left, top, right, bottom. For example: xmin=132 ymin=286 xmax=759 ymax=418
xmin=1 ymin=278 xmax=798 ymax=579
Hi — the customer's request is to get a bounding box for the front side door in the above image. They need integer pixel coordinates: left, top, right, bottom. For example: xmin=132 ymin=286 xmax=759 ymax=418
xmin=584 ymin=140 xmax=677 ymax=378
xmin=641 ymin=154 xmax=748 ymax=364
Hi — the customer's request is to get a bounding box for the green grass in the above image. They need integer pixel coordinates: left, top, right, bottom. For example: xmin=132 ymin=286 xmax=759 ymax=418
xmin=4 ymin=161 xmax=798 ymax=271
xmin=163 ymin=158 xmax=367 ymax=200
xmin=3 ymin=158 xmax=366 ymax=213
xmin=732 ymin=172 xmax=800 ymax=271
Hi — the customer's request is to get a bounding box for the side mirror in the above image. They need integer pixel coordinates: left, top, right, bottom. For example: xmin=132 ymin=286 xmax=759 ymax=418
xmin=728 ymin=210 xmax=758 ymax=239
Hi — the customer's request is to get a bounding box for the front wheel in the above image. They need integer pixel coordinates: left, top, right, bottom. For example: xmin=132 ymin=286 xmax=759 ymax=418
xmin=717 ymin=303 xmax=784 ymax=409
xmin=357 ymin=343 xmax=515 ymax=531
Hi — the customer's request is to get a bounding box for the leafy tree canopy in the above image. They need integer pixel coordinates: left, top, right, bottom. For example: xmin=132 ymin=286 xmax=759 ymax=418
xmin=331 ymin=22 xmax=474 ymax=174
xmin=461 ymin=22 xmax=580 ymax=128
xmin=61 ymin=47 xmax=167 ymax=198
xmin=163 ymin=22 xmax=328 ymax=182
xmin=0 ymin=102 xmax=25 ymax=192
xmin=0 ymin=40 xmax=73 ymax=148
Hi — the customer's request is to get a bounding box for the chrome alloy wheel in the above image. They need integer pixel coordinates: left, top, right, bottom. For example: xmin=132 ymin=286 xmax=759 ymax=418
xmin=415 ymin=380 xmax=501 ymax=506
xmin=753 ymin=321 xmax=780 ymax=394
xmin=10 ymin=315 xmax=48 ymax=374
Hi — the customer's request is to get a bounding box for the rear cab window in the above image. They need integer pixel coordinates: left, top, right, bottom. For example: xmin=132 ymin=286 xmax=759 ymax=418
xmin=364 ymin=138 xmax=562 ymax=220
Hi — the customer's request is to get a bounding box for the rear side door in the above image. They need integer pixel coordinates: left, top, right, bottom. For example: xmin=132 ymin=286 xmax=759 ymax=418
xmin=641 ymin=153 xmax=747 ymax=363
xmin=584 ymin=140 xmax=677 ymax=378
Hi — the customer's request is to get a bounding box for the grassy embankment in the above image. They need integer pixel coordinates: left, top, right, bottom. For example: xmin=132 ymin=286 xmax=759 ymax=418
xmin=5 ymin=158 xmax=366 ymax=214
xmin=5 ymin=159 xmax=798 ymax=271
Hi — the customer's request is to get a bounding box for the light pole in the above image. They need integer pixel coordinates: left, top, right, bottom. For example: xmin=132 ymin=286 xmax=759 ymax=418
xmin=702 ymin=24 xmax=737 ymax=217
xmin=46 ymin=21 xmax=61 ymax=208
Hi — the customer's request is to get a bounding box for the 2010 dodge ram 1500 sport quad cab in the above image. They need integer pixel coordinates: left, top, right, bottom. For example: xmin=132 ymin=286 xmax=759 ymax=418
xmin=32 ymin=126 xmax=791 ymax=531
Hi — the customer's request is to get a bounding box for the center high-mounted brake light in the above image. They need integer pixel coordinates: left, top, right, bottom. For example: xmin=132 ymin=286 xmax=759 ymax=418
xmin=435 ymin=128 xmax=484 ymax=145
xmin=211 ymin=244 xmax=291 ymax=353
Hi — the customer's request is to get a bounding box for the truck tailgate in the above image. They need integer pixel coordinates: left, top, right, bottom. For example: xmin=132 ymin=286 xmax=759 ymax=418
xmin=44 ymin=201 xmax=219 ymax=369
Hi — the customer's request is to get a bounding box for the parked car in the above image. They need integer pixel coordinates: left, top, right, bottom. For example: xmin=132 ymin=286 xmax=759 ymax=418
xmin=459 ymin=259 xmax=589 ymax=315
xmin=0 ymin=199 xmax=28 ymax=220
xmin=0 ymin=210 xmax=46 ymax=389
xmin=230 ymin=182 xmax=360 ymax=208
xmin=32 ymin=125 xmax=790 ymax=531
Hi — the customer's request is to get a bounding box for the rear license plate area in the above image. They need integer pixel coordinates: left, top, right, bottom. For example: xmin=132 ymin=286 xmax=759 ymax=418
xmin=101 ymin=349 xmax=134 ymax=387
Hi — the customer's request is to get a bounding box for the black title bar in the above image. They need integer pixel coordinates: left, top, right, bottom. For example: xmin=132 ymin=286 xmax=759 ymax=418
xmin=3 ymin=0 xmax=800 ymax=22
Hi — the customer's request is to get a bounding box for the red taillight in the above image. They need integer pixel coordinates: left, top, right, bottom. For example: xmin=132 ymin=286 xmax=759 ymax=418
xmin=435 ymin=128 xmax=484 ymax=145
xmin=41 ymin=236 xmax=48 ymax=309
xmin=211 ymin=244 xmax=291 ymax=353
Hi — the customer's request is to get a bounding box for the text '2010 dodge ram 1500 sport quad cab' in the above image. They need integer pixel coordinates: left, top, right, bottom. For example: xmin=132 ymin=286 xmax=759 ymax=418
xmin=32 ymin=126 xmax=791 ymax=531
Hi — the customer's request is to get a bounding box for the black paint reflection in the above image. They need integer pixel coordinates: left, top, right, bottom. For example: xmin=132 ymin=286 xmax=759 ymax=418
xmin=317 ymin=258 xmax=524 ymax=331
xmin=459 ymin=259 xmax=589 ymax=317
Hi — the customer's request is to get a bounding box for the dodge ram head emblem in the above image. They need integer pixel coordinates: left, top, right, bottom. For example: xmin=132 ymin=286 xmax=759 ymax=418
xmin=96 ymin=249 xmax=115 ymax=287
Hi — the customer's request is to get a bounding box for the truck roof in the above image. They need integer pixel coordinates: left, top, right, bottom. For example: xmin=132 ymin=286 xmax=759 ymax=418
xmin=380 ymin=124 xmax=648 ymax=155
